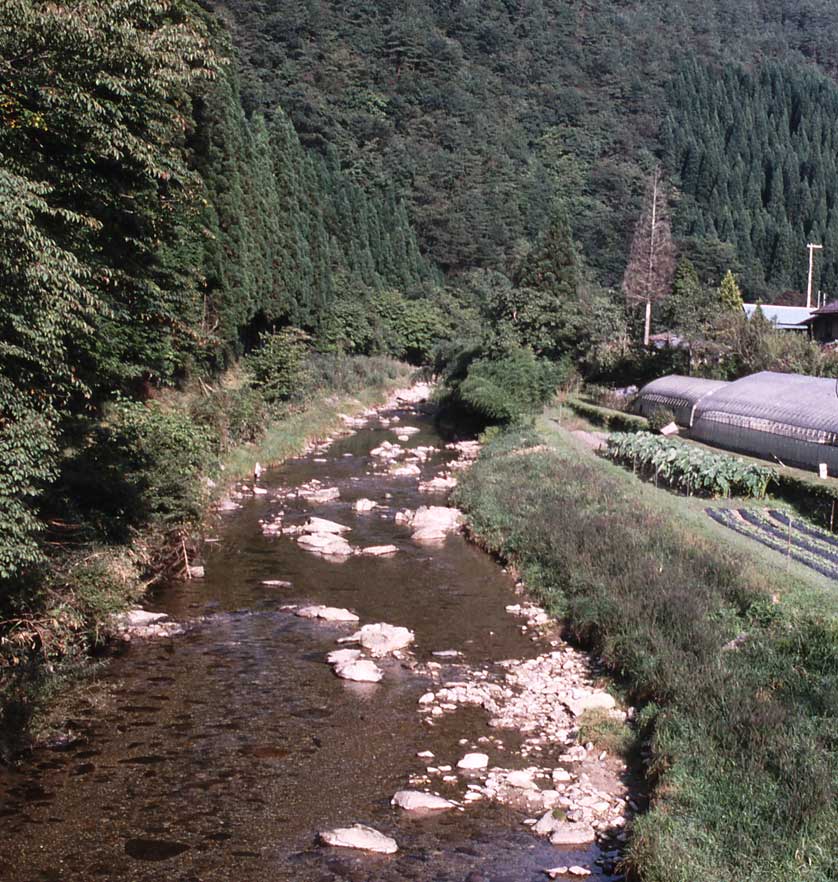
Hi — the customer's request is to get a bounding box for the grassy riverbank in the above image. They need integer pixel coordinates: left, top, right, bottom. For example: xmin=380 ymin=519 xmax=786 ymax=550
xmin=453 ymin=421 xmax=837 ymax=882
xmin=0 ymin=357 xmax=411 ymax=759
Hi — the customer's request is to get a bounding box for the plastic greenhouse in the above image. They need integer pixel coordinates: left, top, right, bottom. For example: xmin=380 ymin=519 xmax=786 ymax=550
xmin=635 ymin=371 xmax=838 ymax=472
xmin=632 ymin=375 xmax=729 ymax=427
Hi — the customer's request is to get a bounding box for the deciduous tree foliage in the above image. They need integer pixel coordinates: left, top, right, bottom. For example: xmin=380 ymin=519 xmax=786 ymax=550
xmin=0 ymin=0 xmax=436 ymax=580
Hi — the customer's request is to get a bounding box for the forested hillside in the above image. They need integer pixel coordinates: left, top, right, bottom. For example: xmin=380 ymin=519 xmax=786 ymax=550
xmin=211 ymin=0 xmax=838 ymax=289
xmin=0 ymin=0 xmax=441 ymax=583
xmin=664 ymin=61 xmax=838 ymax=297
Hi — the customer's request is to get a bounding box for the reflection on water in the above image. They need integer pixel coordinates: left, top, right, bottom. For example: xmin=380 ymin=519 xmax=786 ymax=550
xmin=0 ymin=405 xmax=619 ymax=881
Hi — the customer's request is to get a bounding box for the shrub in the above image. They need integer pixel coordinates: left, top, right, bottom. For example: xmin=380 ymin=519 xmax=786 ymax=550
xmin=61 ymin=400 xmax=214 ymax=541
xmin=243 ymin=328 xmax=310 ymax=405
xmin=647 ymin=405 xmax=676 ymax=432
xmin=190 ymin=385 xmax=267 ymax=453
xmin=457 ymin=347 xmax=561 ymax=424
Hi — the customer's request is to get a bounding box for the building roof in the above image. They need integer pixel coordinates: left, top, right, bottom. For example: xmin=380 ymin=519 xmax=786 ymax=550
xmin=742 ymin=303 xmax=814 ymax=329
xmin=693 ymin=370 xmax=838 ymax=436
xmin=801 ymin=300 xmax=838 ymax=322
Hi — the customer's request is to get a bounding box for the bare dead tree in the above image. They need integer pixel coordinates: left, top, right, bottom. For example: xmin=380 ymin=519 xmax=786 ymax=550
xmin=623 ymin=166 xmax=676 ymax=346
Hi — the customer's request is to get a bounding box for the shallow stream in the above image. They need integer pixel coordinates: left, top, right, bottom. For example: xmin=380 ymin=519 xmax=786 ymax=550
xmin=0 ymin=395 xmax=624 ymax=882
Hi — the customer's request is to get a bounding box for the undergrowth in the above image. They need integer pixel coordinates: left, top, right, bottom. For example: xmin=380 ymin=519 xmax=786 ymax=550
xmin=453 ymin=426 xmax=837 ymax=882
xmin=1 ymin=354 xmax=410 ymax=759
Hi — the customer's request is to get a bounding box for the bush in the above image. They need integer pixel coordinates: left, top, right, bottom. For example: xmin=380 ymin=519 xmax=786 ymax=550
xmin=455 ymin=347 xmax=563 ymax=424
xmin=647 ymin=405 xmax=677 ymax=432
xmin=565 ymin=396 xmax=649 ymax=432
xmin=243 ymin=328 xmax=310 ymax=405
xmin=60 ymin=400 xmax=214 ymax=541
xmin=190 ymin=384 xmax=267 ymax=454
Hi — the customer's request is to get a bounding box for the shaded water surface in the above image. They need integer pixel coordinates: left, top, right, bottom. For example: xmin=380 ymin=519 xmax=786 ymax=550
xmin=0 ymin=403 xmax=618 ymax=881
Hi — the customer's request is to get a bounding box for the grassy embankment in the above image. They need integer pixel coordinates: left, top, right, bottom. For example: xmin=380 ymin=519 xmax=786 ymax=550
xmin=453 ymin=414 xmax=837 ymax=882
xmin=0 ymin=356 xmax=411 ymax=758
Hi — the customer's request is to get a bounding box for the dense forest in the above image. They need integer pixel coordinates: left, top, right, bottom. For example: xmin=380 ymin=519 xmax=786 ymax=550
xmin=212 ymin=0 xmax=838 ymax=288
xmin=6 ymin=0 xmax=838 ymax=746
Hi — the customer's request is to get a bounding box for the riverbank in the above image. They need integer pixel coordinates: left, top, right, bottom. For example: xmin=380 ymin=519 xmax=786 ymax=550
xmin=1 ymin=380 xmax=632 ymax=881
xmin=452 ymin=419 xmax=837 ymax=882
xmin=0 ymin=359 xmax=413 ymax=760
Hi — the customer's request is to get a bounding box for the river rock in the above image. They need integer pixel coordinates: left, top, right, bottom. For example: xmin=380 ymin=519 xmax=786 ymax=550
xmin=506 ymin=770 xmax=538 ymax=790
xmin=300 ymin=486 xmax=340 ymax=504
xmin=419 ymin=476 xmax=458 ymax=493
xmin=296 ymin=606 xmax=359 ymax=623
xmin=359 ymin=545 xmax=398 ymax=556
xmin=334 ymin=659 xmax=384 ymax=682
xmin=121 ymin=609 xmax=169 ymax=628
xmin=391 ymin=790 xmax=455 ymax=812
xmin=303 ymin=517 xmax=350 ymax=534
xmin=345 ymin=623 xmax=414 ymax=656
xmin=327 ymin=648 xmax=362 ymax=665
xmin=354 ymin=498 xmax=378 ymax=512
xmin=297 ymin=533 xmax=354 ymax=557
xmin=262 ymin=579 xmax=292 ymax=588
xmin=549 ymin=822 xmax=597 ymax=846
xmin=392 ymin=463 xmax=421 ymax=477
xmin=457 ymin=753 xmax=489 ymax=770
xmin=395 ymin=509 xmax=414 ymax=525
xmin=319 ymin=825 xmax=397 ymax=853
xmin=411 ymin=506 xmax=463 ymax=541
xmin=564 ymin=692 xmax=616 ymax=717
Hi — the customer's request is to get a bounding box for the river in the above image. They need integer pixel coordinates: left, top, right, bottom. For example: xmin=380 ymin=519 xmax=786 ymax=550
xmin=0 ymin=388 xmax=627 ymax=882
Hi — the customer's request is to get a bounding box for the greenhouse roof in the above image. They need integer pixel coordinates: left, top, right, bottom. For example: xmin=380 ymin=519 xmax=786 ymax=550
xmin=742 ymin=303 xmax=813 ymax=329
xmin=636 ymin=375 xmax=729 ymax=405
xmin=694 ymin=371 xmax=838 ymax=435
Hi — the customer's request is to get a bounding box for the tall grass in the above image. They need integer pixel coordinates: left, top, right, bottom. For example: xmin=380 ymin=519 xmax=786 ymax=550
xmin=453 ymin=426 xmax=837 ymax=882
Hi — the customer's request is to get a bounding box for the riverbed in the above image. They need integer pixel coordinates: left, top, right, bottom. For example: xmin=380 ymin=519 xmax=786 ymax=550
xmin=0 ymin=388 xmax=628 ymax=882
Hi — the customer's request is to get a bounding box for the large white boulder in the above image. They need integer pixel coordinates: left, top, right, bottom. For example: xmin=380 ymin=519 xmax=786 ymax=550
xmin=327 ymin=648 xmax=362 ymax=665
xmin=411 ymin=505 xmax=464 ymax=541
xmin=564 ymin=692 xmax=616 ymax=717
xmin=295 ymin=606 xmax=359 ymax=623
xmin=457 ymin=752 xmax=489 ymax=770
xmin=333 ymin=659 xmax=384 ymax=683
xmin=319 ymin=825 xmax=397 ymax=853
xmin=297 ymin=533 xmax=354 ymax=557
xmin=358 ymin=545 xmax=399 ymax=556
xmin=391 ymin=790 xmax=455 ymax=812
xmin=549 ymin=822 xmax=597 ymax=846
xmin=303 ymin=517 xmax=350 ymax=534
xmin=120 ymin=609 xmax=168 ymax=628
xmin=346 ymin=623 xmax=415 ymax=656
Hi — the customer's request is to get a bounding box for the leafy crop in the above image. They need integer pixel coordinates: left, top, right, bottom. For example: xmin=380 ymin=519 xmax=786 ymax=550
xmin=606 ymin=432 xmax=776 ymax=499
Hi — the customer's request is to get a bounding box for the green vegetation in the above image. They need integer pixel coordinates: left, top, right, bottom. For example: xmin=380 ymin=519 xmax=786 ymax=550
xmin=665 ymin=61 xmax=838 ymax=296
xmin=576 ymin=707 xmax=634 ymax=758
xmin=565 ymin=397 xmax=650 ymax=433
xmin=0 ymin=351 xmax=409 ymax=756
xmin=454 ymin=424 xmax=837 ymax=882
xmin=606 ymin=432 xmax=776 ymax=498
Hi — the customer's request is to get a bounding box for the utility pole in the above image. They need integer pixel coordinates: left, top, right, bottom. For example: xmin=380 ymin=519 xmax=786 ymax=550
xmin=806 ymin=243 xmax=823 ymax=309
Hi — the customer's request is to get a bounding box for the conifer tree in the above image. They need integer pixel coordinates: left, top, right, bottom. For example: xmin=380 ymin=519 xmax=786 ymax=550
xmin=719 ymin=270 xmax=745 ymax=312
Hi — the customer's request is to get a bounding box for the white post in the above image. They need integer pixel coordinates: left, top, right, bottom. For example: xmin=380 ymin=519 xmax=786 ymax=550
xmin=806 ymin=243 xmax=823 ymax=309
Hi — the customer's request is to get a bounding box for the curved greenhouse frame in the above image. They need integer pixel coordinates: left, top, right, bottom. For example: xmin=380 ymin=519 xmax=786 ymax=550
xmin=633 ymin=375 xmax=729 ymax=427
xmin=691 ymin=371 xmax=838 ymax=472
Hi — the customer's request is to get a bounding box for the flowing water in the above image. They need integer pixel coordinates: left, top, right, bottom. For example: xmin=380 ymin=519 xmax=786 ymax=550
xmin=0 ymin=398 xmax=622 ymax=882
